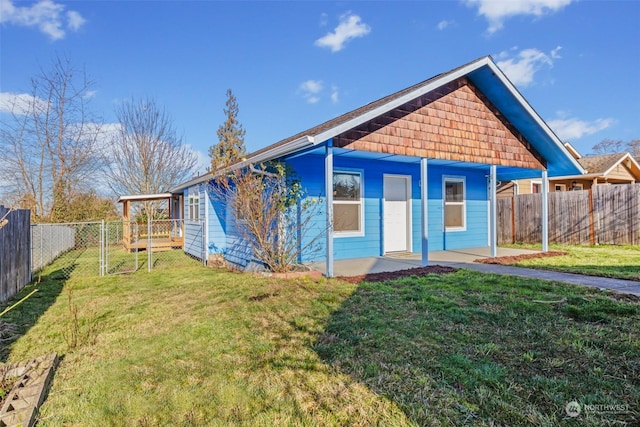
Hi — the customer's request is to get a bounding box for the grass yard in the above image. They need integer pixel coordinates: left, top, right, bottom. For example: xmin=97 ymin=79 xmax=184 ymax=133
xmin=503 ymin=244 xmax=640 ymax=281
xmin=1 ymin=257 xmax=639 ymax=425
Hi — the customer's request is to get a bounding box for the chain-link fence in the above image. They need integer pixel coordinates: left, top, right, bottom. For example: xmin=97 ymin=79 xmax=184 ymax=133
xmin=31 ymin=220 xmax=205 ymax=279
xmin=31 ymin=222 xmax=102 ymax=278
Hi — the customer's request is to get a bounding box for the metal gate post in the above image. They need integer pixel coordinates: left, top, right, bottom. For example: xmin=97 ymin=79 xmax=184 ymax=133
xmin=147 ymin=219 xmax=152 ymax=272
xmin=100 ymin=220 xmax=105 ymax=277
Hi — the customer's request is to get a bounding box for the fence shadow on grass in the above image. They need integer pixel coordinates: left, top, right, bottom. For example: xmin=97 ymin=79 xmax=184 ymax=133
xmin=0 ymin=267 xmax=68 ymax=363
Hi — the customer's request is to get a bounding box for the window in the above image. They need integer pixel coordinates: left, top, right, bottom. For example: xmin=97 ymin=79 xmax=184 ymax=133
xmin=188 ymin=193 xmax=200 ymax=220
xmin=555 ymin=184 xmax=566 ymax=192
xmin=444 ymin=177 xmax=465 ymax=230
xmin=333 ymin=171 xmax=363 ymax=235
xmin=531 ymin=182 xmax=542 ymax=193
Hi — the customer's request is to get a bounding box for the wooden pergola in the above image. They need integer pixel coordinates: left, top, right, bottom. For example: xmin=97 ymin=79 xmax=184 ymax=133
xmin=117 ymin=193 xmax=184 ymax=252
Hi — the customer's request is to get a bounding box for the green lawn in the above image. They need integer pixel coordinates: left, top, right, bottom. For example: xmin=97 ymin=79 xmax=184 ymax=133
xmin=504 ymin=244 xmax=640 ymax=281
xmin=1 ymin=257 xmax=639 ymax=426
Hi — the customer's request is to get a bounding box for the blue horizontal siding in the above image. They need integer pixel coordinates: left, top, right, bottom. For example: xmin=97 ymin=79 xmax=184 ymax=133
xmin=197 ymin=153 xmax=490 ymax=268
xmin=184 ymin=220 xmax=204 ymax=259
xmin=289 ymin=157 xmax=489 ymax=261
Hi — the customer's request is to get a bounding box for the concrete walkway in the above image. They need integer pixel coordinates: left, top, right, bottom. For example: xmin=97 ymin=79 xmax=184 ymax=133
xmin=310 ymin=247 xmax=640 ymax=296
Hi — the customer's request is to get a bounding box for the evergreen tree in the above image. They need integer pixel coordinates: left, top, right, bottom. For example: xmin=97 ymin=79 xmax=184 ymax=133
xmin=209 ymin=89 xmax=246 ymax=171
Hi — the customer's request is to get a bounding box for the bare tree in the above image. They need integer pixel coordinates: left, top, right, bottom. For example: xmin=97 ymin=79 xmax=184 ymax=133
xmin=210 ymin=162 xmax=324 ymax=273
xmin=591 ymin=139 xmax=625 ymax=155
xmin=627 ymin=139 xmax=640 ymax=158
xmin=105 ymin=98 xmax=198 ymax=218
xmin=0 ymin=56 xmax=104 ymax=222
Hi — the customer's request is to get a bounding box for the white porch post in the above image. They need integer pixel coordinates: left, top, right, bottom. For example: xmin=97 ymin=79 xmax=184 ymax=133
xmin=541 ymin=170 xmax=549 ymax=252
xmin=490 ymin=164 xmax=498 ymax=258
xmin=420 ymin=158 xmax=429 ymax=266
xmin=325 ymin=143 xmax=334 ymax=277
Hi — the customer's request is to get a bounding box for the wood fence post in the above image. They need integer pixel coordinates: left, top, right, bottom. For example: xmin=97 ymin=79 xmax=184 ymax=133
xmin=511 ymin=196 xmax=515 ymax=244
xmin=589 ymin=188 xmax=595 ymax=245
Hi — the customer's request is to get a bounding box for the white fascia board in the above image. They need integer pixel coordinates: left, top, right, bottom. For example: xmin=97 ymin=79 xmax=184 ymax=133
xmin=170 ymin=174 xmax=211 ymax=193
xmin=117 ymin=193 xmax=174 ymax=203
xmin=549 ymin=173 xmax=603 ymax=181
xmin=228 ymin=136 xmax=316 ymax=171
xmin=313 ymin=57 xmax=492 ymax=144
xmin=483 ymin=60 xmax=586 ymax=175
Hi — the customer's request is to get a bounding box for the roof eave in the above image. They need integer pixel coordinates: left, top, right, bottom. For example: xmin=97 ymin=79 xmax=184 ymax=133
xmin=313 ymin=57 xmax=492 ymax=143
xmin=478 ymin=59 xmax=586 ymax=176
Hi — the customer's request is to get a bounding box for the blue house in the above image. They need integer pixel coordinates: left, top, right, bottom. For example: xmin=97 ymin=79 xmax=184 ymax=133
xmin=171 ymin=56 xmax=584 ymax=276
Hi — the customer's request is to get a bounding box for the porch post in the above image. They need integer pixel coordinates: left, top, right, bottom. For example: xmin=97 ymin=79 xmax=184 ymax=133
xmin=325 ymin=143 xmax=334 ymax=277
xmin=420 ymin=158 xmax=429 ymax=266
xmin=490 ymin=164 xmax=498 ymax=258
xmin=541 ymin=170 xmax=549 ymax=252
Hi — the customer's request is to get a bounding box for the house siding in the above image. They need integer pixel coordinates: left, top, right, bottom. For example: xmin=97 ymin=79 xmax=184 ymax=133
xmin=207 ymin=185 xmax=227 ymax=256
xmin=287 ymin=154 xmax=489 ymax=262
xmin=183 ymin=184 xmax=205 ymax=259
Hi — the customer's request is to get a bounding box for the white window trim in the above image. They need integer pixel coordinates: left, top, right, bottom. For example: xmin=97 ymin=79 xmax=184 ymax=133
xmin=555 ymin=183 xmax=566 ymax=192
xmin=333 ymin=168 xmax=365 ymax=238
xmin=443 ymin=175 xmax=466 ymax=232
xmin=188 ymin=191 xmax=200 ymax=221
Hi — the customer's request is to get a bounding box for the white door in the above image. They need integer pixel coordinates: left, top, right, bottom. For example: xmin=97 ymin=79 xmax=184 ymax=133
xmin=384 ymin=175 xmax=410 ymax=253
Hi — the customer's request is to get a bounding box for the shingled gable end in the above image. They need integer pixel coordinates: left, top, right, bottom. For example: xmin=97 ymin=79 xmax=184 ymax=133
xmin=168 ymin=56 xmax=584 ymax=275
xmin=333 ymin=77 xmax=545 ymax=170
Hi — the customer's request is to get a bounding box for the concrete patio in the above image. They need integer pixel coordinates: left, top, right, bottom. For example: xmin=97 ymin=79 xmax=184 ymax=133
xmin=309 ymin=246 xmax=541 ymax=277
xmin=309 ymin=246 xmax=640 ymax=296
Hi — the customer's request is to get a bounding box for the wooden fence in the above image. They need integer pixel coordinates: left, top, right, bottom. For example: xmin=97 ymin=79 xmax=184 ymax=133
xmin=0 ymin=206 xmax=31 ymax=303
xmin=498 ymin=184 xmax=640 ymax=245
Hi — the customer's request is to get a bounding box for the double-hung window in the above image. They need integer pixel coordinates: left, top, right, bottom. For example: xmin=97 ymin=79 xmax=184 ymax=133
xmin=188 ymin=193 xmax=200 ymax=220
xmin=444 ymin=177 xmax=465 ymax=230
xmin=333 ymin=171 xmax=363 ymax=236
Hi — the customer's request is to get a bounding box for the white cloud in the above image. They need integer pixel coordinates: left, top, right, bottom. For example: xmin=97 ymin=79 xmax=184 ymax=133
xmin=0 ymin=92 xmax=49 ymax=115
xmin=465 ymin=0 xmax=574 ymax=33
xmin=551 ymin=46 xmax=562 ymax=59
xmin=315 ymin=12 xmax=371 ymax=53
xmin=299 ymin=80 xmax=324 ymax=104
xmin=331 ymin=86 xmax=339 ymax=104
xmin=0 ymin=0 xmax=86 ymax=41
xmin=548 ymin=117 xmax=615 ymax=141
xmin=495 ymin=47 xmax=559 ymax=87
xmin=319 ymin=12 xmax=328 ymax=27
xmin=299 ymin=80 xmax=323 ymax=95
xmin=66 ymin=10 xmax=85 ymax=31
xmin=436 ymin=19 xmax=454 ymax=30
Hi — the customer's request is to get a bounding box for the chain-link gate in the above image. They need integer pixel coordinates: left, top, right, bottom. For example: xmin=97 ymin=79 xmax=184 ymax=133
xmin=31 ymin=219 xmax=205 ymax=279
xmin=105 ymin=221 xmax=139 ymax=274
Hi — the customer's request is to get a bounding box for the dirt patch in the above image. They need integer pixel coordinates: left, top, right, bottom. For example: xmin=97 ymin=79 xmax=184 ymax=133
xmin=474 ymin=251 xmax=568 ymax=265
xmin=248 ymin=292 xmax=280 ymax=302
xmin=338 ymin=265 xmax=457 ymax=284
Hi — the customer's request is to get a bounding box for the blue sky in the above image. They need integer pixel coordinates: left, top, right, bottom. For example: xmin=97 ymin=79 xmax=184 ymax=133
xmin=1 ymin=0 xmax=639 ymax=172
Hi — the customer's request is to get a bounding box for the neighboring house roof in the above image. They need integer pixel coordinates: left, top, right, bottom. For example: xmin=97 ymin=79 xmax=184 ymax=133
xmin=547 ymin=151 xmax=640 ymax=182
xmin=577 ymin=152 xmax=640 ymax=179
xmin=172 ymin=56 xmax=584 ymax=192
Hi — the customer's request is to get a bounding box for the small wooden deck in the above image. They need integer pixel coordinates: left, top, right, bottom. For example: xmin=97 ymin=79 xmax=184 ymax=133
xmin=123 ymin=236 xmax=184 ymax=252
